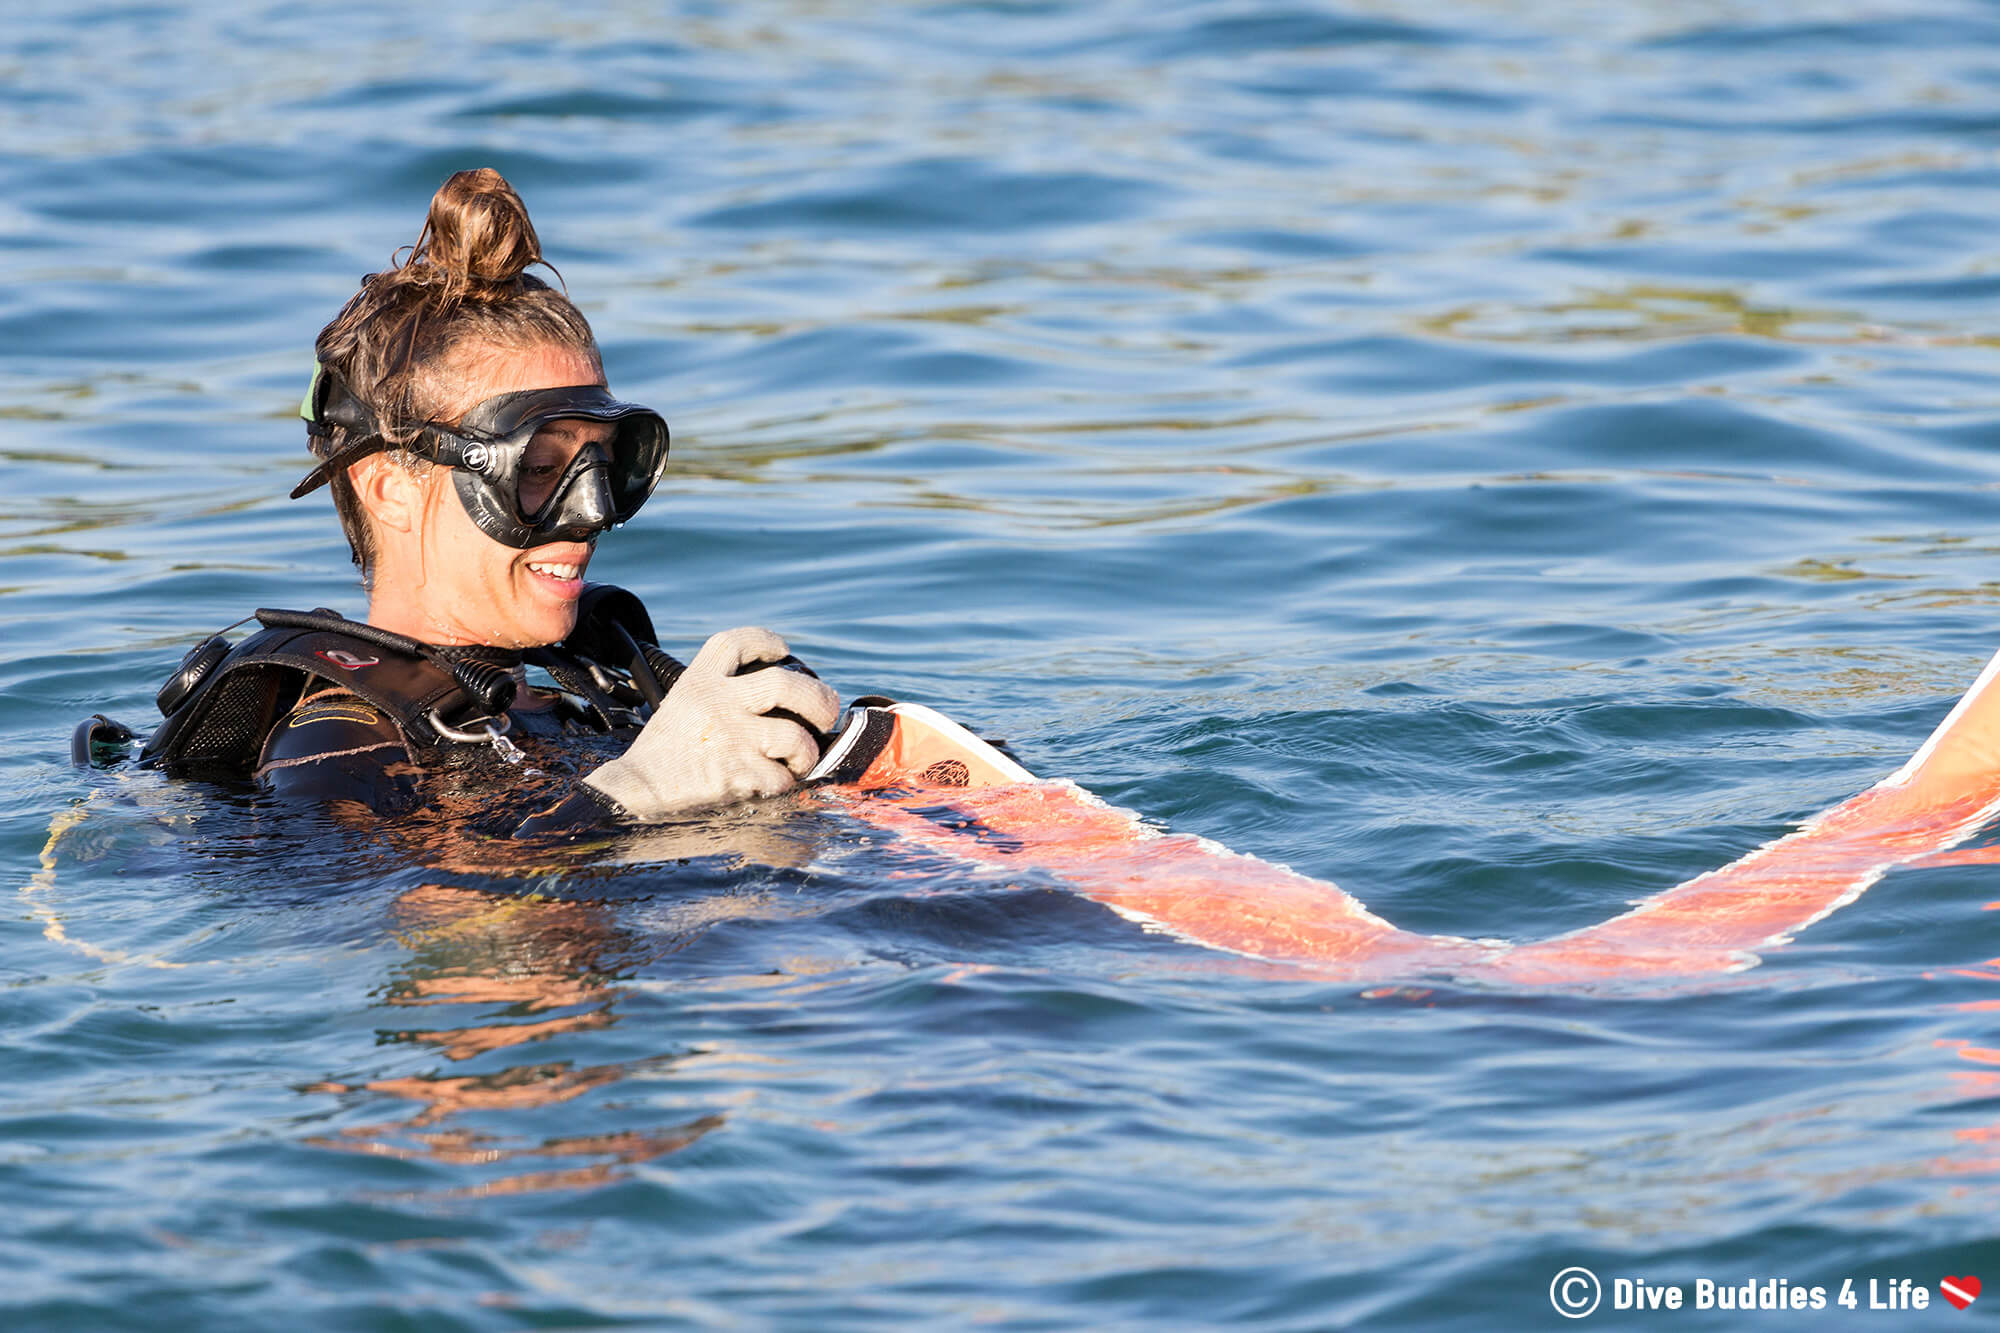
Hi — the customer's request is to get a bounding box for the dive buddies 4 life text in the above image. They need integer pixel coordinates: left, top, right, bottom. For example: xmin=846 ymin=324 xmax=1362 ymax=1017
xmin=1548 ymin=1269 xmax=1982 ymax=1318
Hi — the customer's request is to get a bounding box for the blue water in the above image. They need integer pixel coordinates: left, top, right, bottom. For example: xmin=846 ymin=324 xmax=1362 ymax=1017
xmin=8 ymin=1 xmax=2000 ymax=1327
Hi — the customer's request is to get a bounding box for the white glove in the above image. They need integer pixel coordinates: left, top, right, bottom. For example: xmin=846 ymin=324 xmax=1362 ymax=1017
xmin=583 ymin=626 xmax=841 ymax=820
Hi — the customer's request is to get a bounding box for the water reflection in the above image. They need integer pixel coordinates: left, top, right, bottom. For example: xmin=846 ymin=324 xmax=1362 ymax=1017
xmin=305 ymin=883 xmax=721 ymax=1197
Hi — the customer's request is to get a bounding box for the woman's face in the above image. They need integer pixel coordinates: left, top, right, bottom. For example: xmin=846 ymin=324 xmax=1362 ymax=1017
xmin=389 ymin=342 xmax=617 ymax=648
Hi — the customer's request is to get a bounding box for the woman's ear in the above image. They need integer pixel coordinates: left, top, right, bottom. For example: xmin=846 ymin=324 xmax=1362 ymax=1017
xmin=348 ymin=454 xmax=423 ymax=534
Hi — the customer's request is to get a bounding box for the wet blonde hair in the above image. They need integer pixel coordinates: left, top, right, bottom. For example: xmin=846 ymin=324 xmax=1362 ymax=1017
xmin=311 ymin=168 xmax=604 ymax=583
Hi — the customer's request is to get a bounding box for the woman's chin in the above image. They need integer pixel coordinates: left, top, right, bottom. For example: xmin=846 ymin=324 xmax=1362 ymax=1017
xmin=489 ymin=587 xmax=579 ymax=648
xmin=526 ymin=602 xmax=581 ymax=646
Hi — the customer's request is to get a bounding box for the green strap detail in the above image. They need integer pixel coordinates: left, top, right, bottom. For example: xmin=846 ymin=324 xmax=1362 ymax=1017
xmin=297 ymin=360 xmax=322 ymax=423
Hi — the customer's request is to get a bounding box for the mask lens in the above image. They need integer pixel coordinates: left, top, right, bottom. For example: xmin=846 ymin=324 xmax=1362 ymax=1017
xmin=517 ymin=425 xmax=607 ymax=519
xmin=606 ymin=414 xmax=669 ymax=521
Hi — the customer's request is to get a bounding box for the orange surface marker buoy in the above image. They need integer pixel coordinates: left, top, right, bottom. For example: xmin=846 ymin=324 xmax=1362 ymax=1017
xmin=815 ymin=653 xmax=2000 ymax=985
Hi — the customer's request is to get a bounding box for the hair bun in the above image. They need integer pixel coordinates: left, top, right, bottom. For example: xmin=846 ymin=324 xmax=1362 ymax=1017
xmin=404 ymin=167 xmax=543 ymax=303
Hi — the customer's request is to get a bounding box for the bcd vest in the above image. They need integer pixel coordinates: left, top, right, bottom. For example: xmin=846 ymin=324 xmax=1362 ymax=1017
xmin=96 ymin=584 xmax=683 ymax=778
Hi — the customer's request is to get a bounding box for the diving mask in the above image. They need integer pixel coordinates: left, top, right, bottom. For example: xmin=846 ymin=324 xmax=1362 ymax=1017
xmin=292 ymin=366 xmax=671 ymax=548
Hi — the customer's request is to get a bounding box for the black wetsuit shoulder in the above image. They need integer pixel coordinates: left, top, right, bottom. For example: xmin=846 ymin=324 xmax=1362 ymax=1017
xmin=255 ymin=688 xmax=420 ymax=814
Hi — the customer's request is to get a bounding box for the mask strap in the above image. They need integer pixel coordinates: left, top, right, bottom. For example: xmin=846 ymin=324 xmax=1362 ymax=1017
xmin=290 ymin=436 xmax=388 ymax=499
xmin=292 ymin=362 xmax=397 ymax=499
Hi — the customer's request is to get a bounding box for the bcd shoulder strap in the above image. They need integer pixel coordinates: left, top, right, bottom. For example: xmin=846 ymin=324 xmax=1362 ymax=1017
xmin=139 ymin=619 xmax=472 ymax=777
xmin=136 ymin=585 xmax=676 ymax=777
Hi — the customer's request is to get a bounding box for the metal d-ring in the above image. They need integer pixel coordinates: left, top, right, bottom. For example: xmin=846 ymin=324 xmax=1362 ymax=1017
xmin=427 ymin=708 xmax=528 ymax=765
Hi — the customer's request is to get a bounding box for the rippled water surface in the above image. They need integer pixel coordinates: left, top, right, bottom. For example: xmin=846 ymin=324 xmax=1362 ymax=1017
xmin=9 ymin=2 xmax=2000 ymax=1328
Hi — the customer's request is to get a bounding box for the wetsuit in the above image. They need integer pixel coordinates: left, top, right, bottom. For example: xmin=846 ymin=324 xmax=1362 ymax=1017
xmin=253 ymin=668 xmax=629 ymax=835
xmin=138 ymin=590 xmax=683 ymax=838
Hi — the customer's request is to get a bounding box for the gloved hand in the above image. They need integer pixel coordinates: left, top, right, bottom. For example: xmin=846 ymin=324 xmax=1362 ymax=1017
xmin=583 ymin=626 xmax=841 ymax=820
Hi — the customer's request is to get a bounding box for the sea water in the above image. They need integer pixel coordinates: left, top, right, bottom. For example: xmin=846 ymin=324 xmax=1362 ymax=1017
xmin=4 ymin=2 xmax=2000 ymax=1328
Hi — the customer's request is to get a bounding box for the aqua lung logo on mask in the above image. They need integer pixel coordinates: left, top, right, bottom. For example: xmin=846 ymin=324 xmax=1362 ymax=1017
xmin=315 ymin=648 xmax=379 ymax=671
xmin=462 ymin=442 xmax=494 ymax=473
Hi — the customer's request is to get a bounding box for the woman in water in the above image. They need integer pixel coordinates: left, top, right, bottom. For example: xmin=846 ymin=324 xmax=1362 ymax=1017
xmin=145 ymin=168 xmax=839 ymax=833
xmin=133 ymin=169 xmax=2000 ymax=980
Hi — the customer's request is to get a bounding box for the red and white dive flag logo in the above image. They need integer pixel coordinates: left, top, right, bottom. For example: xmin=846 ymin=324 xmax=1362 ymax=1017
xmin=1940 ymin=1276 xmax=1980 ymax=1311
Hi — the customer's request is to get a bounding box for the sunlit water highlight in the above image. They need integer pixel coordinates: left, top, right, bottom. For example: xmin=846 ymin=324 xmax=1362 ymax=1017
xmin=7 ymin=2 xmax=2000 ymax=1328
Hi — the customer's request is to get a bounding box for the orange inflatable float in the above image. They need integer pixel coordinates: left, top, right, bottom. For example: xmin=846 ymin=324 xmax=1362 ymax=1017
xmin=809 ymin=651 xmax=2000 ymax=985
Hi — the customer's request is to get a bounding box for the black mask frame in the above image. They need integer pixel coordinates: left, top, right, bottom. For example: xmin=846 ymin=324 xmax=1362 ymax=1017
xmin=293 ymin=367 xmax=671 ymax=549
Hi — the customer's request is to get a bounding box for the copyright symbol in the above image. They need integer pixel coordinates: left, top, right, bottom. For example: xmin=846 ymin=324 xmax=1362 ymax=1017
xmin=1550 ymin=1267 xmax=1601 ymax=1319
